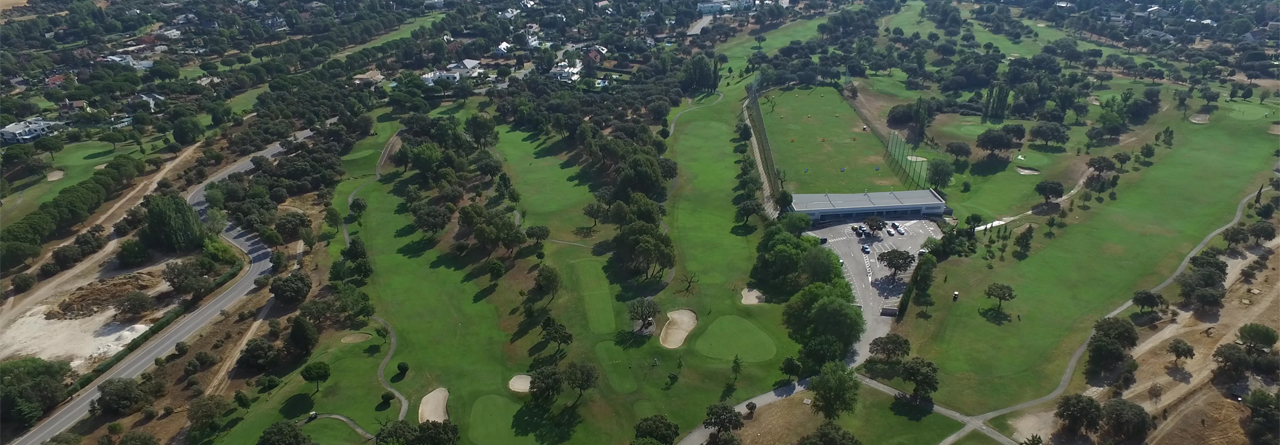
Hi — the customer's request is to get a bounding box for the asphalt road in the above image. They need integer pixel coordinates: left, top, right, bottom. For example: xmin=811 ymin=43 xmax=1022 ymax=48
xmin=10 ymin=125 xmax=322 ymax=445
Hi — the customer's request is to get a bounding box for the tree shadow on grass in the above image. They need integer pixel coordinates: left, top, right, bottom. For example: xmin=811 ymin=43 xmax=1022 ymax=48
xmin=474 ymin=282 xmax=498 ymax=302
xmin=719 ymin=382 xmax=737 ymax=402
xmin=889 ymin=394 xmax=935 ymax=421
xmin=731 ymin=223 xmax=758 ymax=237
xmin=390 ymin=370 xmax=407 ymax=384
xmin=363 ymin=344 xmax=382 ymax=358
xmin=278 ymin=393 xmax=315 ymax=419
xmin=970 ymin=155 xmax=1011 ymax=177
xmin=513 ymin=399 xmax=583 ymax=445
xmin=614 ymin=330 xmax=650 ymax=350
xmin=511 ymin=304 xmax=549 ymax=343
xmin=396 ymin=236 xmax=439 ymax=259
xmin=376 ymin=400 xmax=392 ymax=412
xmin=394 ymin=223 xmax=418 ymax=238
xmin=979 ymin=306 xmax=1012 ymax=325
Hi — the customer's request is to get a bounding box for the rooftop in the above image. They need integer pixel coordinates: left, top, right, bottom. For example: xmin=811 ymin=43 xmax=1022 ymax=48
xmin=791 ymin=190 xmax=945 ymax=212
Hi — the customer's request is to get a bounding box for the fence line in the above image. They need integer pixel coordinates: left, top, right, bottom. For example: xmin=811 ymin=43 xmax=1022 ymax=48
xmin=840 ymin=89 xmax=927 ymax=190
xmin=745 ymin=82 xmax=781 ymax=193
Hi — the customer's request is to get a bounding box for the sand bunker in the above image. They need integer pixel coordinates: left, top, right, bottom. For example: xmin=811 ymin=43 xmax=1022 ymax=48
xmin=1189 ymin=114 xmax=1210 ymax=124
xmin=508 ymin=374 xmax=531 ymax=393
xmin=659 ymin=309 xmax=698 ymax=349
xmin=740 ymin=288 xmax=763 ymax=305
xmin=1036 ymin=23 xmax=1046 ymax=27
xmin=1016 ymin=167 xmax=1041 ymax=175
xmin=1088 ymin=97 xmax=1101 ymax=106
xmin=418 ymin=388 xmax=449 ymax=422
xmin=45 ymin=170 xmax=64 ymax=181
xmin=1269 ymin=124 xmax=1280 ymax=135
xmin=340 ymin=332 xmax=371 ymax=343
xmin=906 ymin=156 xmax=927 ymax=162
xmin=93 ymin=164 xmax=107 ymax=170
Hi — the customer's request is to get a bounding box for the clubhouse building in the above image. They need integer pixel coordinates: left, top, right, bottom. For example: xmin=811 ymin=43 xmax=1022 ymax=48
xmin=790 ymin=190 xmax=948 ymax=222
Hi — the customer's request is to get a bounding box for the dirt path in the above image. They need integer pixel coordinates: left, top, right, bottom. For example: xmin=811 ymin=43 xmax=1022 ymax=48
xmin=208 ymin=297 xmax=275 ymax=395
xmin=974 ymin=169 xmax=1092 ymax=232
xmin=0 ymin=142 xmax=206 ymax=328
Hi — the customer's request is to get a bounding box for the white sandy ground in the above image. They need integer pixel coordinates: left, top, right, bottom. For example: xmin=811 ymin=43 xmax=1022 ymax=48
xmin=341 ymin=333 xmax=371 ymax=343
xmin=508 ymin=374 xmax=531 ymax=393
xmin=0 ymin=305 xmax=150 ymax=372
xmin=1016 ymin=167 xmax=1041 ymax=175
xmin=45 ymin=170 xmax=64 ymax=181
xmin=906 ymin=156 xmax=927 ymax=162
xmin=1189 ymin=113 xmax=1210 ymax=124
xmin=659 ymin=309 xmax=698 ymax=349
xmin=741 ymin=288 xmax=764 ymax=305
xmin=418 ymin=388 xmax=449 ymax=422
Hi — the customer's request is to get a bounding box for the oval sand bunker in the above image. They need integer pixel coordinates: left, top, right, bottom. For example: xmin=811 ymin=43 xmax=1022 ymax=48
xmin=418 ymin=388 xmax=449 ymax=422
xmin=508 ymin=374 xmax=531 ymax=393
xmin=1016 ymin=166 xmax=1041 ymax=175
xmin=740 ymin=288 xmax=763 ymax=305
xmin=340 ymin=332 xmax=372 ymax=343
xmin=659 ymin=309 xmax=697 ymax=349
xmin=1189 ymin=114 xmax=1210 ymax=124
xmin=906 ymin=156 xmax=927 ymax=162
xmin=46 ymin=170 xmax=65 ymax=181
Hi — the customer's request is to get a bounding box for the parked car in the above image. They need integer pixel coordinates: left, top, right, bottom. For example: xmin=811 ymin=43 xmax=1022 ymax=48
xmin=896 ymin=227 xmax=905 ymax=235
xmin=861 ymin=245 xmax=871 ymax=254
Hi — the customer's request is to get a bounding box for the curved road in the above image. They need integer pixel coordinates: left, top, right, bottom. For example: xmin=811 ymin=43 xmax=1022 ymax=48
xmin=11 ymin=125 xmax=325 ymax=445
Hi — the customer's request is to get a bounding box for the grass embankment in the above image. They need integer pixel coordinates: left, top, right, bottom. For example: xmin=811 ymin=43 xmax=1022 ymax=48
xmin=760 ymin=85 xmax=901 ymax=193
xmin=894 ymin=96 xmax=1278 ymax=414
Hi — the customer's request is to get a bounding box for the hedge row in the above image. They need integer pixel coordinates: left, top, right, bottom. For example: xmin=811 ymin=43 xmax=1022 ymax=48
xmin=895 ymin=254 xmax=938 ymax=321
xmin=73 ymin=259 xmax=243 ymax=389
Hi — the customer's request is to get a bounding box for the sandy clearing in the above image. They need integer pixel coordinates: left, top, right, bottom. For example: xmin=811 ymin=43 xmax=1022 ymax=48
xmin=1015 ymin=166 xmax=1041 ymax=175
xmin=1269 ymin=124 xmax=1280 ymax=135
xmin=45 ymin=170 xmax=64 ymax=181
xmin=741 ymin=288 xmax=763 ymax=305
xmin=0 ymin=305 xmax=152 ymax=372
xmin=341 ymin=332 xmax=372 ymax=343
xmin=418 ymin=388 xmax=449 ymax=422
xmin=508 ymin=374 xmax=531 ymax=393
xmin=1189 ymin=114 xmax=1210 ymax=124
xmin=659 ymin=309 xmax=697 ymax=349
xmin=906 ymin=156 xmax=927 ymax=162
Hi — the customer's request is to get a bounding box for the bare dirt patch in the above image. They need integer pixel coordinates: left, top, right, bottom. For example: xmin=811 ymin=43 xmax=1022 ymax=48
xmin=45 ymin=170 xmax=64 ymax=181
xmin=418 ymin=388 xmax=449 ymax=422
xmin=1189 ymin=114 xmax=1210 ymax=124
xmin=341 ymin=332 xmax=372 ymax=343
xmin=508 ymin=374 xmax=531 ymax=393
xmin=44 ymin=271 xmax=163 ymax=320
xmin=737 ymin=390 xmax=822 ymax=444
xmin=741 ymin=288 xmax=763 ymax=305
xmin=1016 ymin=166 xmax=1041 ymax=175
xmin=659 ymin=309 xmax=698 ymax=349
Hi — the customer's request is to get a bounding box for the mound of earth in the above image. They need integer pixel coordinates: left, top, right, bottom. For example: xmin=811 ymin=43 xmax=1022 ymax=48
xmin=1189 ymin=114 xmax=1210 ymax=124
xmin=508 ymin=374 xmax=531 ymax=393
xmin=659 ymin=309 xmax=697 ymax=349
xmin=418 ymin=388 xmax=449 ymax=422
xmin=340 ymin=332 xmax=371 ymax=343
xmin=46 ymin=170 xmax=64 ymax=181
xmin=45 ymin=272 xmax=163 ymax=320
xmin=741 ymin=288 xmax=763 ymax=305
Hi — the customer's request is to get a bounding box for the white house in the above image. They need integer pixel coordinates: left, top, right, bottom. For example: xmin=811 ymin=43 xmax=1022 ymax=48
xmin=500 ymin=8 xmax=520 ymax=19
xmin=423 ymin=0 xmax=445 ymax=8
xmin=1 ymin=118 xmax=63 ymax=144
xmin=154 ymin=28 xmax=182 ymax=39
xmin=520 ymin=0 xmax=537 ymax=9
xmin=447 ymin=59 xmax=485 ymax=77
xmin=421 ymin=70 xmax=461 ymax=86
xmin=526 ymin=35 xmax=542 ymax=49
xmin=549 ymin=60 xmax=582 ymax=82
xmin=104 ymin=55 xmax=154 ymax=70
xmin=495 ymin=41 xmax=514 ymax=56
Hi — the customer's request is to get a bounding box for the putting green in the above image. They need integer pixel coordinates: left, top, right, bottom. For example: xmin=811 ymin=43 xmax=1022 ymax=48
xmin=593 ymin=341 xmax=638 ymax=393
xmin=571 ymin=259 xmax=615 ymax=334
xmin=694 ymin=315 xmax=777 ymax=362
xmin=468 ymin=395 xmax=536 ymax=445
xmin=957 ymin=125 xmax=988 ymax=136
xmin=632 ymin=399 xmax=659 ymax=419
xmin=1224 ymin=101 xmax=1272 ymax=121
xmin=341 ymin=149 xmax=378 ymax=160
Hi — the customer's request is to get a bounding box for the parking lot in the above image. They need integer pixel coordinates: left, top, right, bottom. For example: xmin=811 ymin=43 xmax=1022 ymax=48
xmin=806 ymin=218 xmax=941 ymax=363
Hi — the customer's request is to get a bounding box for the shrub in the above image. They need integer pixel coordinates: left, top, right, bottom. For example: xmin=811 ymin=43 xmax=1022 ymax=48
xmin=11 ymin=273 xmax=36 ymax=292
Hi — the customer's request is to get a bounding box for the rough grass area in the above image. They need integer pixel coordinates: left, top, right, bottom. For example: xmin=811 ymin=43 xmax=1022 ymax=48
xmin=738 ymin=389 xmax=962 ymax=445
xmin=333 ymin=13 xmax=444 ymax=60
xmin=761 ymin=85 xmax=902 ymax=194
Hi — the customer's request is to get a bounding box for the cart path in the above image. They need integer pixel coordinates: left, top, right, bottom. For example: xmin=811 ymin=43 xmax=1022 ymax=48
xmin=372 ymin=315 xmax=409 ymax=421
xmin=311 ymin=414 xmax=374 ymax=440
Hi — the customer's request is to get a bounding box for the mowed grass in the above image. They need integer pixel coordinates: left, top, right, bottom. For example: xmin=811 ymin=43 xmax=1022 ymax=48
xmin=570 ymin=258 xmax=616 ymax=334
xmin=303 ymin=417 xmax=371 ymax=445
xmin=894 ymin=98 xmax=1279 ymax=414
xmin=215 ymin=332 xmax=393 ymax=444
xmin=467 ymin=395 xmax=537 ymax=445
xmin=693 ymin=315 xmax=777 ymax=362
xmin=761 ymin=85 xmax=902 ymax=193
xmin=229 ymin=85 xmax=268 ymax=114
xmin=0 ymin=140 xmax=141 ymax=226
xmin=333 ymin=13 xmax=444 ymax=60
xmin=952 ymin=431 xmax=1005 ymax=445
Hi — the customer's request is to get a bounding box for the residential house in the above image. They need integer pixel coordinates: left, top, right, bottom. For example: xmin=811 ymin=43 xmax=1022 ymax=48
xmin=305 ymin=1 xmax=326 ymax=10
xmin=697 ymin=2 xmax=723 ymax=14
xmin=1053 ymin=2 xmax=1073 ymax=7
xmin=261 ymin=16 xmax=288 ymax=31
xmin=421 ymin=70 xmax=461 ymax=86
xmin=500 ymin=8 xmax=520 ymax=19
xmin=44 ymin=75 xmax=65 ymax=87
xmin=354 ymin=70 xmax=384 ymax=84
xmin=1 ymin=119 xmax=63 ymax=144
xmin=447 ymin=59 xmax=484 ymax=77
xmin=1201 ymin=19 xmax=1217 ymax=26
xmin=640 ymin=10 xmax=655 ymax=19
xmin=155 ymin=28 xmax=182 ymax=39
xmin=424 ymin=0 xmax=445 ymax=9
xmin=1138 ymin=28 xmax=1174 ymax=43
xmin=172 ymin=13 xmax=198 ymax=25
xmin=495 ymin=41 xmax=514 ymax=56
xmin=104 ymin=55 xmax=154 ymax=70
xmin=549 ymin=60 xmax=582 ymax=82
xmin=520 ymin=0 xmax=537 ymax=9
xmin=1146 ymin=6 xmax=1169 ymax=18
xmin=1241 ymin=28 xmax=1269 ymax=43
xmin=584 ymin=45 xmax=607 ymax=64
xmin=58 ymin=100 xmax=89 ymax=116
xmin=526 ymin=35 xmax=542 ymax=49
